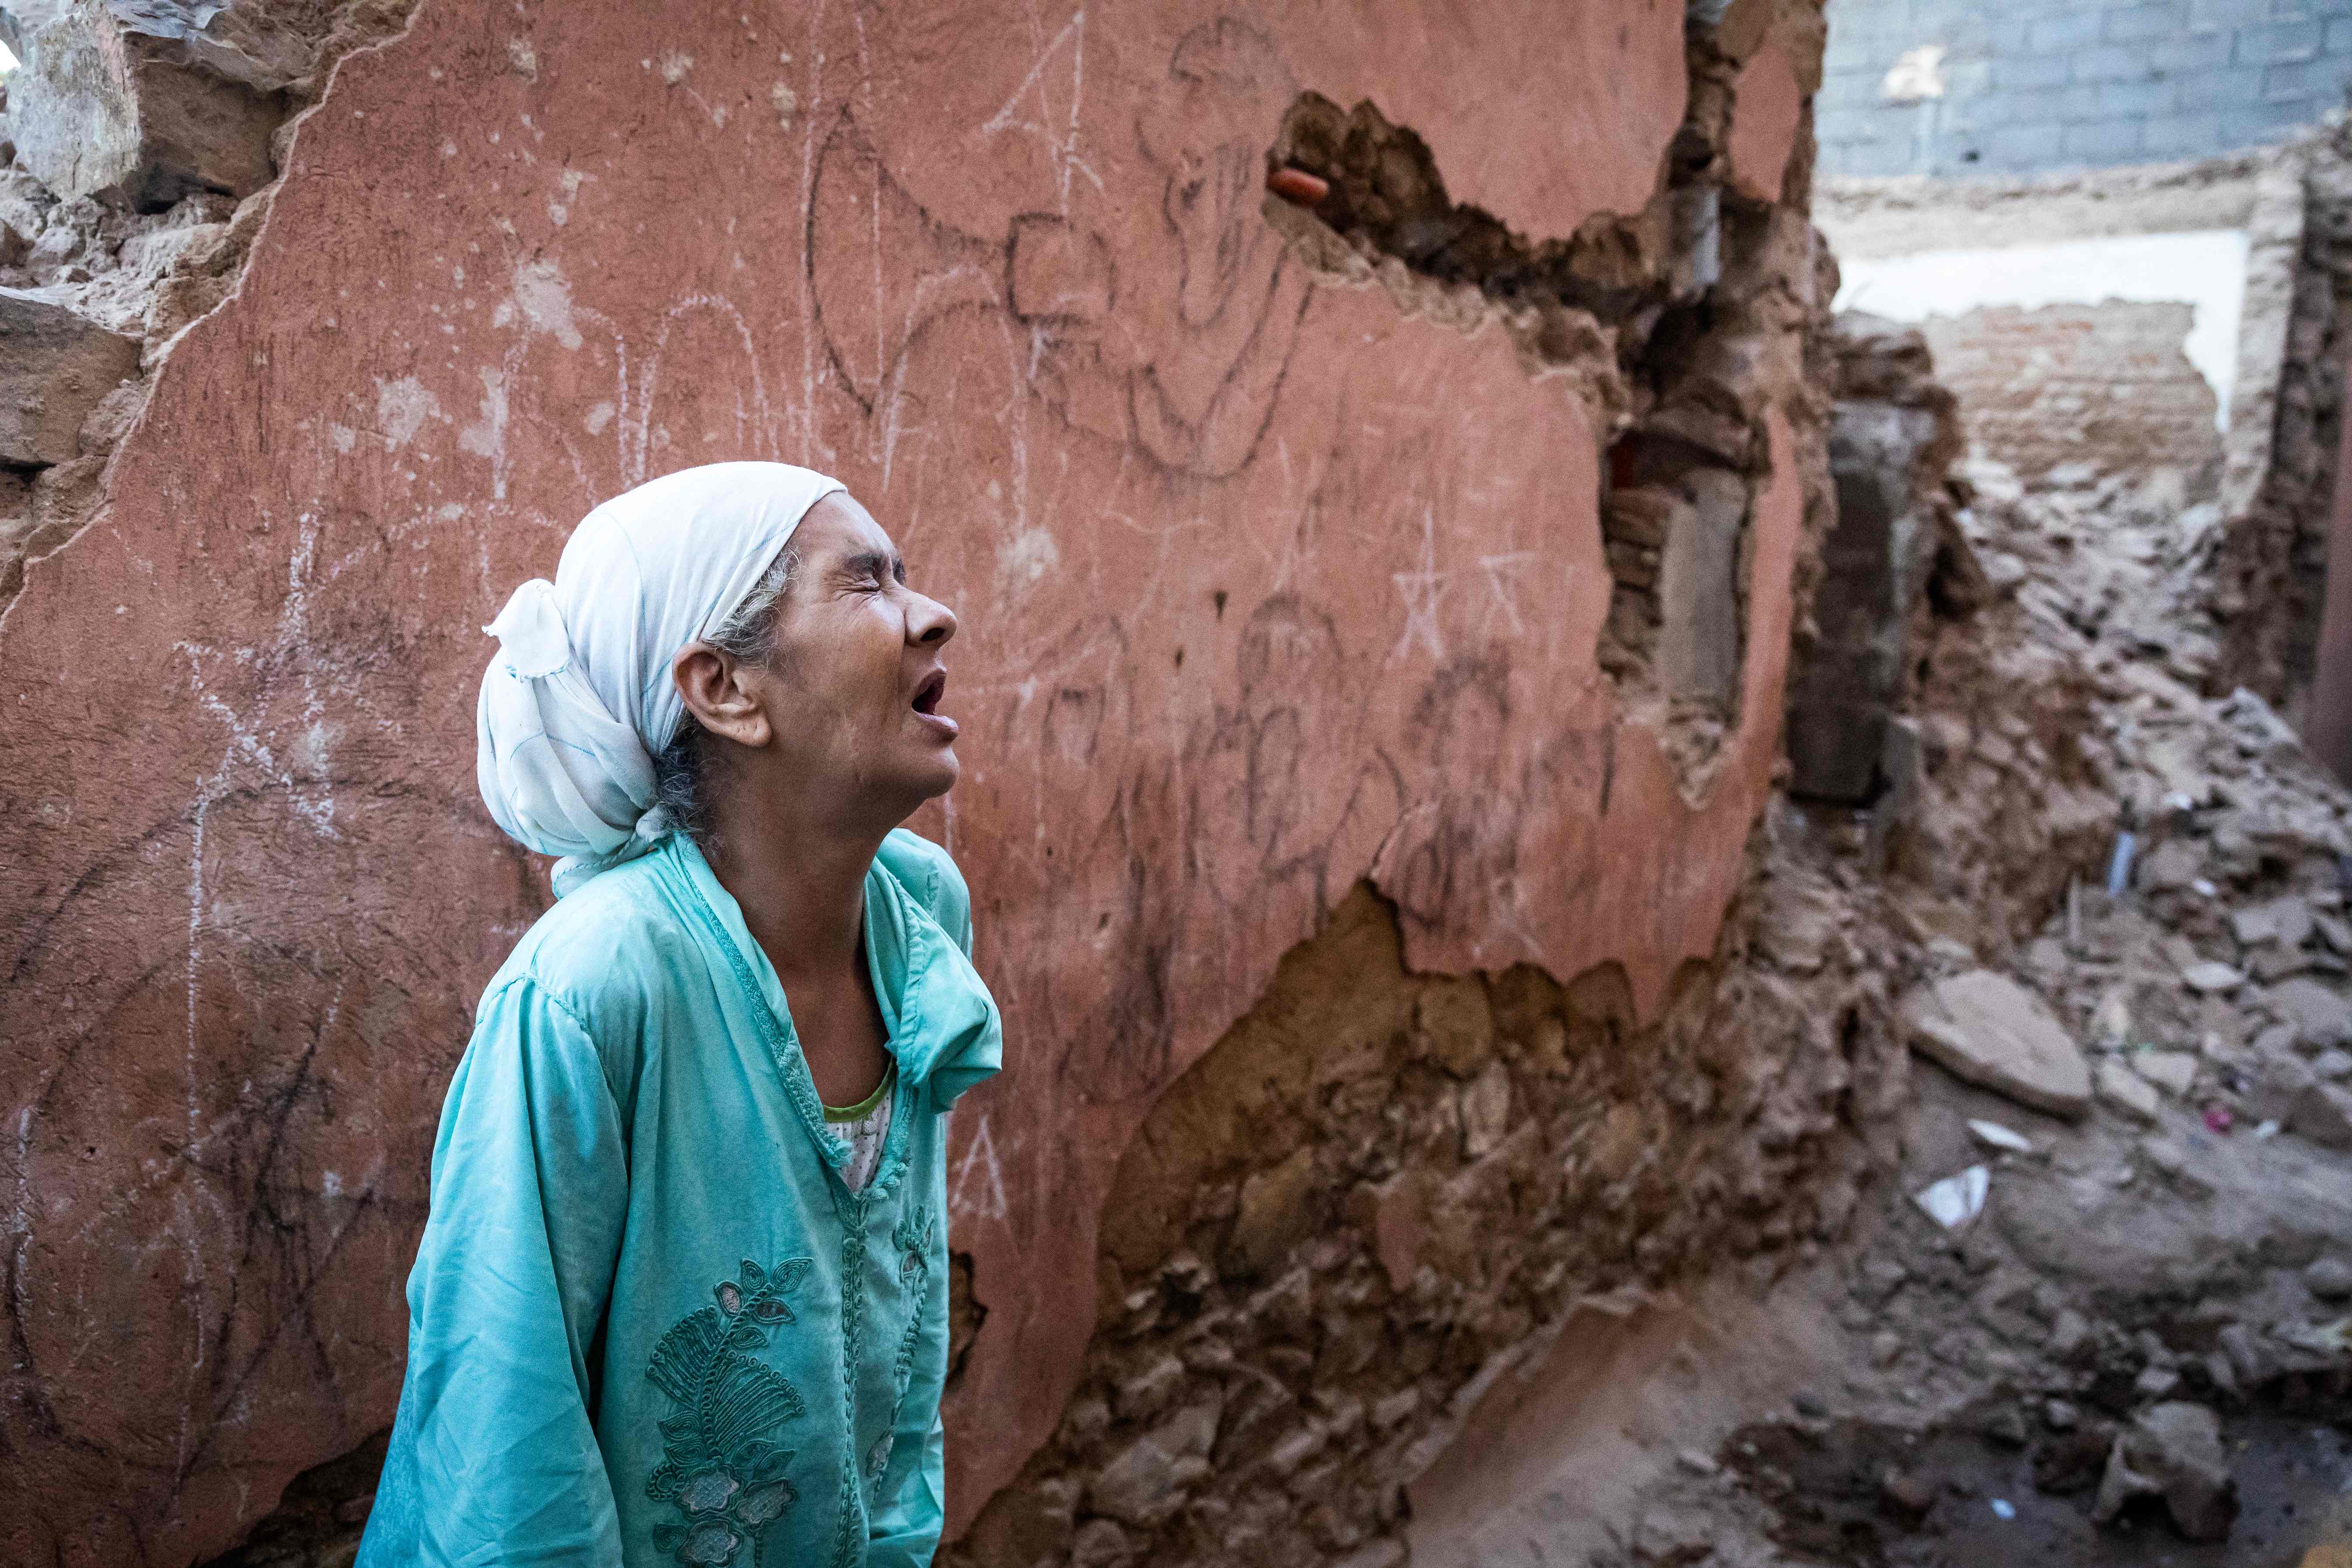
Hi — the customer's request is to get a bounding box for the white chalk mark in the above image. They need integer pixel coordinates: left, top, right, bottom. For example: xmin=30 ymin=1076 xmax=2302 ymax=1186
xmin=1392 ymin=507 xmax=1451 ymax=663
xmin=1477 ymin=551 xmax=1536 ymax=637
xmin=981 ymin=11 xmax=1101 ymax=213
xmin=949 ymin=1113 xmax=1008 ymax=1220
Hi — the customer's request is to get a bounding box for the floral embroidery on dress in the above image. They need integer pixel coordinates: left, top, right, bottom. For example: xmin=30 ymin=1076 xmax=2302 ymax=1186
xmin=646 ymin=1258 xmax=813 ymax=1567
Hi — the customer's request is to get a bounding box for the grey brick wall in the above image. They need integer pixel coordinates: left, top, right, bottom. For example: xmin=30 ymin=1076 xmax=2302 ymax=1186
xmin=1818 ymin=0 xmax=2352 ymax=178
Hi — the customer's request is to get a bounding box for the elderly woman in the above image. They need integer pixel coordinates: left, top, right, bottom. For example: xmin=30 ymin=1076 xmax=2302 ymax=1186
xmin=357 ymin=464 xmax=1001 ymax=1568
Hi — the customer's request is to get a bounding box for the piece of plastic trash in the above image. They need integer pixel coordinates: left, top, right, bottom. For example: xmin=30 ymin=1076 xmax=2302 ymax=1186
xmin=1990 ymin=1498 xmax=2016 ymax=1520
xmin=1913 ymin=1165 xmax=1990 ymax=1230
xmin=1266 ymin=166 xmax=1330 ymax=205
xmin=1968 ymin=1119 xmax=2035 ymax=1154
xmin=2255 ymin=1119 xmax=2283 ymax=1140
xmin=2106 ymin=830 xmax=2137 ymax=897
xmin=2193 ymin=878 xmax=2219 ymax=898
xmin=2203 ymin=1104 xmax=2233 ymax=1135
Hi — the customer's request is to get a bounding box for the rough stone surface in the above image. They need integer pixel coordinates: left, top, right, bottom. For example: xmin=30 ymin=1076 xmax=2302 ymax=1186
xmin=2270 ymin=977 xmax=2352 ymax=1049
xmin=0 ymin=0 xmax=1807 ymax=1561
xmin=1900 ymin=970 xmax=2092 ymax=1120
xmin=0 ymin=285 xmax=140 ymax=462
xmin=2290 ymin=1081 xmax=2352 ymax=1151
xmin=2092 ymin=1401 xmax=2239 ymax=1543
xmin=2096 ymin=1058 xmax=2163 ymax=1124
xmin=1784 ymin=314 xmax=1961 ymax=805
xmin=13 ymin=2 xmax=287 ymax=210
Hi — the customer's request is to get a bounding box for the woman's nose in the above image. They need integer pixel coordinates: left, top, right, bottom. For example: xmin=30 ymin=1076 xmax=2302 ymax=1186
xmin=911 ymin=593 xmax=957 ymax=647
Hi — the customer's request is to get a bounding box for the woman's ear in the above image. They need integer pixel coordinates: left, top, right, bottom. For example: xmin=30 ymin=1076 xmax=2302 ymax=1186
xmin=673 ymin=642 xmax=775 ymax=748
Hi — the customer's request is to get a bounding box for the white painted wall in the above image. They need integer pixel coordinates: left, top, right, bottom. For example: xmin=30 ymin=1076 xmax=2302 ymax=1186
xmin=1835 ymin=229 xmax=2251 ymax=431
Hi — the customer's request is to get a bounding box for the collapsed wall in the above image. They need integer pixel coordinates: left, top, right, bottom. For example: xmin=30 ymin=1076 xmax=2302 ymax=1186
xmin=1816 ymin=140 xmax=2352 ymax=731
xmin=0 ymin=0 xmax=1840 ymax=1562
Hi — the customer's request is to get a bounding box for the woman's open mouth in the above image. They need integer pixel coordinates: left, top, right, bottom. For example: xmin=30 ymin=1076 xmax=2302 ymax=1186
xmin=912 ymin=671 xmax=957 ymax=737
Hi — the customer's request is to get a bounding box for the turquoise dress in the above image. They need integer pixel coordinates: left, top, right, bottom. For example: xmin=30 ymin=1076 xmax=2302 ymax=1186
xmin=356 ymin=830 xmax=1001 ymax=1568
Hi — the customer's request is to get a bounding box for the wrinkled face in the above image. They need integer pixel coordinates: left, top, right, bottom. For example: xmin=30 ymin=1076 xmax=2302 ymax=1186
xmin=752 ymin=492 xmax=960 ymax=816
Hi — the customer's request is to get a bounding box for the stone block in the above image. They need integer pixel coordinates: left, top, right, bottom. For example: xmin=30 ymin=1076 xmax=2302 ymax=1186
xmin=1786 ymin=390 xmax=1949 ymax=803
xmin=14 ymin=3 xmax=284 ymax=211
xmin=2267 ymin=977 xmax=2352 ymax=1048
xmin=0 ymin=287 xmax=141 ymax=465
xmin=1655 ymin=465 xmax=1747 ymax=709
xmin=1223 ymin=1148 xmax=1318 ymax=1279
xmin=2097 ymin=1058 xmax=2163 ymax=1122
xmin=1901 ymin=970 xmax=2093 ymax=1119
xmin=2289 ymin=1081 xmax=2352 ymax=1151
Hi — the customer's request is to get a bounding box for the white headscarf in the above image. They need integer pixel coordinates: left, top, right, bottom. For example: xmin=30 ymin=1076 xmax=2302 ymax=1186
xmin=475 ymin=461 xmax=847 ymax=895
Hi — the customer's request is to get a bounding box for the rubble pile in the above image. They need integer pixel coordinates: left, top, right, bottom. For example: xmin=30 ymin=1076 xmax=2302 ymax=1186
xmin=1555 ymin=316 xmax=2352 ymax=1565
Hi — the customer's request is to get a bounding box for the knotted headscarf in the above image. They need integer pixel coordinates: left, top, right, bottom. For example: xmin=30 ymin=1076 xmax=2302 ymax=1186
xmin=475 ymin=462 xmax=847 ymax=895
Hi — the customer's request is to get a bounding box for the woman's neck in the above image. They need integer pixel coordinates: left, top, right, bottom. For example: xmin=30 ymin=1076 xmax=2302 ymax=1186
xmin=701 ymin=779 xmax=887 ymax=985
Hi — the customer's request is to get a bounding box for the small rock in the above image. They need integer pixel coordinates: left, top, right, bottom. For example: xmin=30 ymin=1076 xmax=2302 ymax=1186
xmin=2267 ymin=978 xmax=2352 ymax=1048
xmin=1969 ymin=1118 xmax=2036 ymax=1154
xmin=1632 ymin=1504 xmax=1714 ymax=1565
xmin=2289 ymin=1081 xmax=2352 ymax=1151
xmin=1087 ymin=1399 xmax=1221 ymax=1526
xmin=2138 ymin=1135 xmax=2216 ymax=1198
xmin=0 ymin=289 xmax=142 ymax=465
xmin=2230 ymin=906 xmax=2277 ymax=946
xmin=2316 ymin=1049 xmax=2352 ymax=1083
xmin=1901 ymin=971 xmax=2092 ymax=1119
xmin=2133 ymin=1050 xmax=2200 ymax=1097
xmin=2218 ymin=1322 xmax=2272 ymax=1384
xmin=1870 ymin=1330 xmax=1903 ymax=1367
xmin=2044 ymin=1398 xmax=2080 ymax=1431
xmin=2182 ymin=961 xmax=2247 ymax=995
xmin=1457 ymin=1061 xmax=1513 ymax=1158
xmin=1674 ymin=1447 xmax=1720 ymax=1476
xmin=2092 ymin=990 xmax=2133 ymax=1047
xmin=2254 ymin=1021 xmax=2302 ymax=1058
xmin=2097 ymin=1059 xmax=2163 ymax=1122
xmin=2142 ymin=838 xmax=2202 ymax=891
xmin=1069 ymin=1520 xmax=1133 ymax=1568
xmin=2135 ymin=1364 xmax=2182 ymax=1400
xmin=2091 ymin=1402 xmax=2239 ymax=1543
xmin=2306 ymin=1258 xmax=2352 ymax=1300
xmin=1980 ymin=1404 xmax=2031 ymax=1448
xmin=1881 ymin=1467 xmax=1938 ymax=1516
xmin=2234 ymin=896 xmax=2316 ymax=949
xmin=2050 ymin=1309 xmax=2096 ymax=1363
xmin=2315 ymin=910 xmax=2352 ymax=955
xmin=2251 ymin=945 xmax=2314 ymax=983
xmin=1114 ymin=1355 xmax=1187 ymax=1420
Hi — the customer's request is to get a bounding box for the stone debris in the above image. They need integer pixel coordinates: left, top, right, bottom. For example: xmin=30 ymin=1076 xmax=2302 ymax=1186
xmin=1966 ymin=1118 xmax=2035 ymax=1153
xmin=0 ymin=286 xmax=139 ymax=462
xmin=1900 ymin=970 xmax=2092 ymax=1119
xmin=2181 ymin=960 xmax=2246 ymax=994
xmin=2290 ymin=1081 xmax=2352 ymax=1151
xmin=2090 ymin=1402 xmax=2239 ymax=1541
xmin=2269 ymin=977 xmax=2352 ymax=1049
xmin=2095 ymin=1057 xmax=2163 ymax=1122
xmin=2131 ymin=1048 xmax=2200 ymax=1097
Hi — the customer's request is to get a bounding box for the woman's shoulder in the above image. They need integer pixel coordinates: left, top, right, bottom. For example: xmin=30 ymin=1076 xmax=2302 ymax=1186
xmin=875 ymin=828 xmax=972 ymax=957
xmin=482 ymin=850 xmax=703 ymax=1031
